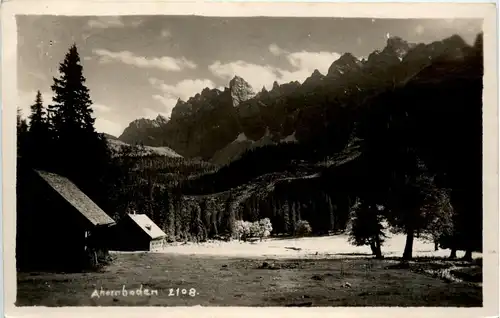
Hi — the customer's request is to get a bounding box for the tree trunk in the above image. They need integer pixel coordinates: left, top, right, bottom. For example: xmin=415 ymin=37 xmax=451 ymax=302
xmin=374 ymin=235 xmax=383 ymax=259
xmin=369 ymin=241 xmax=377 ymax=255
xmin=463 ymin=249 xmax=473 ymax=261
xmin=449 ymin=248 xmax=457 ymax=259
xmin=434 ymin=240 xmax=439 ymax=251
xmin=402 ymin=229 xmax=414 ymax=260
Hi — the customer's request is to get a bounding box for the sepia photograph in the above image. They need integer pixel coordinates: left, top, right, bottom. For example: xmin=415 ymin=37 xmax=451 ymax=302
xmin=2 ymin=1 xmax=498 ymax=316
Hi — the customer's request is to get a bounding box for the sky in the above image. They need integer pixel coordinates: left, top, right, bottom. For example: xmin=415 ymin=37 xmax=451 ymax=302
xmin=17 ymin=16 xmax=482 ymax=137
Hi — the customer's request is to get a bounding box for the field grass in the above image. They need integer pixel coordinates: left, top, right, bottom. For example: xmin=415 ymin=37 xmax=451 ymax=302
xmin=17 ymin=252 xmax=482 ymax=307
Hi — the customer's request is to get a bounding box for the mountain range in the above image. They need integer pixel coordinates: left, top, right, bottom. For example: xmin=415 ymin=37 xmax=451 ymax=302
xmin=116 ymin=34 xmax=482 ymax=165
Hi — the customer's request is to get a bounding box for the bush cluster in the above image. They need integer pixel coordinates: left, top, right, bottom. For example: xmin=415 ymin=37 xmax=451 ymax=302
xmin=234 ymin=218 xmax=273 ymax=241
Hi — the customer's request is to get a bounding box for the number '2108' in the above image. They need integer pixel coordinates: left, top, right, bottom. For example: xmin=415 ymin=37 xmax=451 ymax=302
xmin=168 ymin=288 xmax=198 ymax=297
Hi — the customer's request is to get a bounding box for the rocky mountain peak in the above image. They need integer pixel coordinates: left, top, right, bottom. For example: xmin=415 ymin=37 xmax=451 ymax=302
xmin=272 ymin=81 xmax=280 ymax=90
xmin=443 ymin=34 xmax=468 ymax=47
xmin=420 ymin=34 xmax=470 ymax=62
xmin=170 ymin=98 xmax=192 ymax=119
xmin=229 ymin=75 xmax=256 ymax=107
xmin=156 ymin=114 xmax=169 ymax=124
xmin=229 ymin=75 xmax=247 ymax=87
xmin=129 ymin=118 xmax=154 ymax=129
xmin=473 ymin=32 xmax=483 ymax=50
xmin=385 ymin=36 xmax=413 ymax=60
xmin=311 ymin=69 xmax=323 ymax=78
xmin=327 ymin=53 xmax=361 ymax=77
xmin=301 ymin=69 xmax=325 ymax=88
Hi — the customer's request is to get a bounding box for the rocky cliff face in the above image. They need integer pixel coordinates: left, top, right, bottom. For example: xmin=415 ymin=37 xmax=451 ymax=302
xmin=327 ymin=52 xmax=362 ymax=78
xmin=119 ymin=115 xmax=170 ymax=146
xmin=230 ymin=76 xmax=256 ymax=107
xmin=118 ymin=34 xmax=477 ymax=163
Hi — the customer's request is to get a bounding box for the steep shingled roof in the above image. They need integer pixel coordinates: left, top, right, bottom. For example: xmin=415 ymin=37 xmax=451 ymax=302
xmin=127 ymin=214 xmax=166 ymax=240
xmin=35 ymin=170 xmax=115 ymax=226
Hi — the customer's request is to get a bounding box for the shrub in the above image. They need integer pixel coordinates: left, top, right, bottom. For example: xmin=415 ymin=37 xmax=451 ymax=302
xmin=234 ymin=220 xmax=252 ymax=241
xmin=234 ymin=218 xmax=273 ymax=241
xmin=258 ymin=218 xmax=273 ymax=240
xmin=295 ymin=220 xmax=312 ymax=237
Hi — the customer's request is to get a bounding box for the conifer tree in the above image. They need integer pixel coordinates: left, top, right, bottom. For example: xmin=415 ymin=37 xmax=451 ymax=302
xmin=166 ymin=206 xmax=174 ymax=240
xmin=50 ymin=44 xmax=96 ymax=136
xmin=27 ymin=91 xmax=50 ymax=168
xmin=17 ymin=108 xmax=29 ymax=161
xmin=223 ymin=194 xmax=236 ymax=239
xmin=290 ymin=202 xmax=297 ymax=236
xmin=48 ymin=44 xmax=111 ymax=203
xmin=283 ymin=200 xmax=291 ymax=234
xmin=28 ymin=91 xmax=47 ymax=133
xmin=348 ymin=198 xmax=386 ymax=258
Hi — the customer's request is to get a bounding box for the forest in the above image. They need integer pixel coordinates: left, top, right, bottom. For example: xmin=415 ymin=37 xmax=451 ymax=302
xmin=17 ymin=33 xmax=483 ymax=263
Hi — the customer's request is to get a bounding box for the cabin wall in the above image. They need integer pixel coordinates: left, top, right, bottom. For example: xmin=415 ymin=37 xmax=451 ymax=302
xmin=16 ymin=171 xmax=95 ymax=271
xmin=149 ymin=238 xmax=167 ymax=251
xmin=109 ymin=217 xmax=151 ymax=251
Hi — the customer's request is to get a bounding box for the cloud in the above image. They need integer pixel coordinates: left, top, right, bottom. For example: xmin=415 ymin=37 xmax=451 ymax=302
xmin=152 ymin=94 xmax=177 ymax=107
xmin=160 ymin=29 xmax=172 ymax=38
xmin=150 ymin=95 xmax=178 ymax=118
xmin=209 ymin=44 xmax=341 ymax=89
xmin=86 ymin=16 xmax=143 ymax=29
xmin=142 ymin=106 xmax=171 ymax=120
xmin=27 ymin=71 xmax=48 ymax=82
xmin=275 ymin=68 xmax=313 ymax=85
xmin=269 ymin=43 xmax=284 ymax=56
xmin=285 ymin=51 xmax=341 ymax=75
xmin=93 ymin=49 xmax=197 ymax=71
xmin=149 ymin=78 xmax=216 ymax=100
xmin=92 ymin=103 xmax=113 ymax=113
xmin=209 ymin=61 xmax=279 ymax=90
xmin=87 ymin=17 xmax=125 ymax=29
xmin=148 ymin=78 xmax=217 ymax=117
xmin=94 ymin=118 xmax=123 ymax=137
xmin=415 ymin=24 xmax=425 ymax=35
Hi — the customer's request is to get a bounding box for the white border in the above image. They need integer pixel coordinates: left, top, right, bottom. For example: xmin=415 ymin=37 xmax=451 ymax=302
xmin=2 ymin=1 xmax=498 ymax=318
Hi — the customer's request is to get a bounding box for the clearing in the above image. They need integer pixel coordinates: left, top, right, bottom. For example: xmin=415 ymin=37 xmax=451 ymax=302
xmin=16 ymin=235 xmax=482 ymax=307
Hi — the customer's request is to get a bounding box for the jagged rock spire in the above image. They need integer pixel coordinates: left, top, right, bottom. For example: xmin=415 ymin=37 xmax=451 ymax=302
xmin=229 ymin=75 xmax=255 ymax=107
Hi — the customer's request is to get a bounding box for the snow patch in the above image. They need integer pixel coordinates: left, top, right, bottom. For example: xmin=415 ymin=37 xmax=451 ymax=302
xmin=107 ymin=139 xmax=182 ymax=158
xmin=151 ymin=234 xmax=482 ymax=260
xmin=233 ymin=132 xmax=251 ymax=143
xmin=264 ymin=127 xmax=271 ymax=137
xmin=281 ymin=131 xmax=297 ymax=143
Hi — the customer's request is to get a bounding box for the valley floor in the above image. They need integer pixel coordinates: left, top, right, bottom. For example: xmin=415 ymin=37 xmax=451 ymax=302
xmin=153 ymin=234 xmax=482 ymax=260
xmin=17 ymin=235 xmax=482 ymax=307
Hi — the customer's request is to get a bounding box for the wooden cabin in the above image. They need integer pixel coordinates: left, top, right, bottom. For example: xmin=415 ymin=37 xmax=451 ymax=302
xmin=110 ymin=213 xmax=167 ymax=252
xmin=16 ymin=169 xmax=116 ymax=271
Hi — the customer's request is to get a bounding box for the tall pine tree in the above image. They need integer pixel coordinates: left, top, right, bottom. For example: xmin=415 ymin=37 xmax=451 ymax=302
xmin=27 ymin=91 xmax=50 ymax=168
xmin=17 ymin=108 xmax=29 ymax=161
xmin=48 ymin=44 xmax=111 ymax=206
